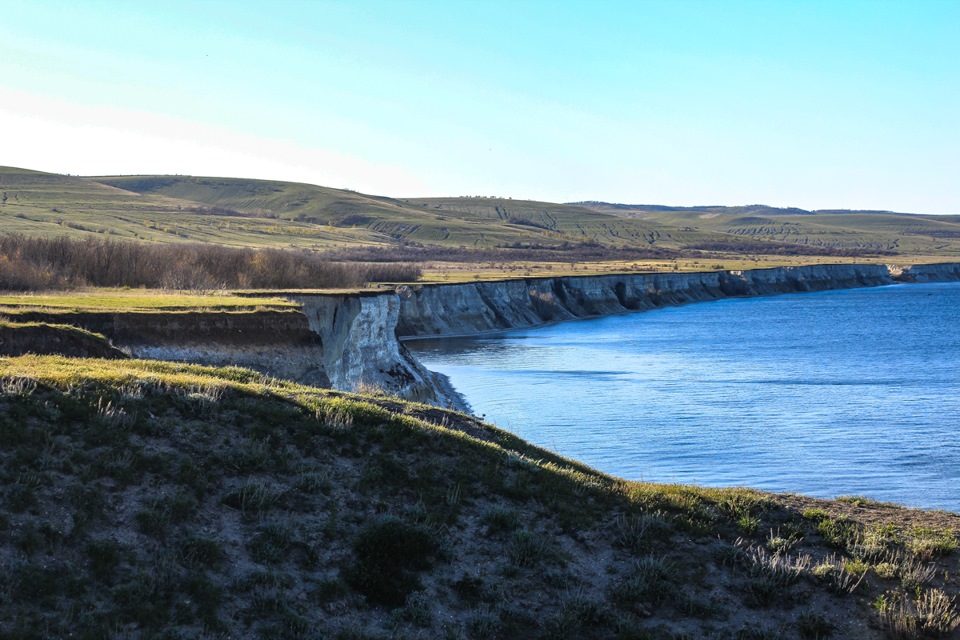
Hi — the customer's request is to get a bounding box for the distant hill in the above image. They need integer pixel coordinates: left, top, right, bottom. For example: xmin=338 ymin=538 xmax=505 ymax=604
xmin=2 ymin=165 xmax=960 ymax=259
xmin=568 ymin=201 xmax=957 ymax=217
xmin=573 ymin=202 xmax=819 ymax=217
xmin=94 ymin=175 xmax=710 ymax=250
xmin=574 ymin=201 xmax=960 ymax=256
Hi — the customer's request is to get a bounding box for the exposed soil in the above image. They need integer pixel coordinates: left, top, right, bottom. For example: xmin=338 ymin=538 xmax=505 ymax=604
xmin=0 ymin=323 xmax=127 ymax=358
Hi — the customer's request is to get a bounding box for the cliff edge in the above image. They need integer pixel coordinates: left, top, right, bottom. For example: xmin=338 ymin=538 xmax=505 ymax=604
xmin=10 ymin=263 xmax=957 ymax=410
xmin=396 ymin=263 xmax=896 ymax=338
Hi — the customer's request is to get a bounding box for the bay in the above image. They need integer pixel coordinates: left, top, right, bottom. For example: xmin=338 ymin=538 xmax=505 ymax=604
xmin=407 ymin=282 xmax=960 ymax=511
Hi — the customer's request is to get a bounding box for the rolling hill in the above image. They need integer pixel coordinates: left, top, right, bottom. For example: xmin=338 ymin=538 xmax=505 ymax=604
xmin=577 ymin=202 xmax=960 ymax=257
xmin=93 ymin=174 xmax=708 ymax=250
xmin=2 ymin=166 xmax=960 ymax=262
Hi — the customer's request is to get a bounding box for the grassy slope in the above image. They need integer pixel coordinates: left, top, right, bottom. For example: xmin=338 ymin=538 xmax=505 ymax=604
xmin=580 ymin=203 xmax=960 ymax=257
xmin=95 ymin=174 xmax=700 ymax=250
xmin=1 ymin=357 xmax=958 ymax=639
xmin=98 ymin=172 xmax=960 ymax=258
xmin=398 ymin=196 xmax=720 ymax=248
xmin=5 ymin=166 xmax=960 ymax=261
xmin=0 ymin=168 xmax=385 ymax=249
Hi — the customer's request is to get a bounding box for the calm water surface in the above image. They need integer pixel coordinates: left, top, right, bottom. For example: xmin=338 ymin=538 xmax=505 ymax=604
xmin=407 ymin=282 xmax=960 ymax=511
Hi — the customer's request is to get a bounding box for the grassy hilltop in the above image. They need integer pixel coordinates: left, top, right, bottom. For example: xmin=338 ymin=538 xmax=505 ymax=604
xmin=90 ymin=174 xmax=703 ymax=251
xmin=3 ymin=167 xmax=673 ymax=251
xmin=1 ymin=357 xmax=959 ymax=639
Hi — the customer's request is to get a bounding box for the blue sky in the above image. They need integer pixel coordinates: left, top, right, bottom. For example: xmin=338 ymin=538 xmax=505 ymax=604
xmin=1 ymin=0 xmax=957 ymax=212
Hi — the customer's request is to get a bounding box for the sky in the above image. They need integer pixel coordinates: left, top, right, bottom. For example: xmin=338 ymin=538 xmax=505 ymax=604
xmin=0 ymin=0 xmax=957 ymax=213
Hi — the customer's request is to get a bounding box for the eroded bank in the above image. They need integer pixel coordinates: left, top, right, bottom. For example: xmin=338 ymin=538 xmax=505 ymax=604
xmin=15 ymin=262 xmax=959 ymax=410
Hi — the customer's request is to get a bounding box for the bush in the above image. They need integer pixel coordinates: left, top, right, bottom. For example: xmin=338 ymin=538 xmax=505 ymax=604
xmin=0 ymin=233 xmax=420 ymax=291
xmin=343 ymin=517 xmax=439 ymax=606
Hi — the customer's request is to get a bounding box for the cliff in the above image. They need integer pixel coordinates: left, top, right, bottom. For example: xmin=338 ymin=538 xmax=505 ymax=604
xmin=9 ymin=309 xmax=332 ymax=388
xmin=897 ymin=262 xmax=960 ymax=282
xmin=0 ymin=321 xmax=128 ymax=359
xmin=294 ymin=293 xmax=462 ymax=407
xmin=13 ymin=263 xmax=957 ymax=410
xmin=395 ymin=263 xmax=897 ymax=338
xmin=11 ymin=299 xmax=463 ymax=408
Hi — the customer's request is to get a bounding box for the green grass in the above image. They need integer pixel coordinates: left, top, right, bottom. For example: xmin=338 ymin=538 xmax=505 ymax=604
xmin=0 ymin=289 xmax=298 ymax=314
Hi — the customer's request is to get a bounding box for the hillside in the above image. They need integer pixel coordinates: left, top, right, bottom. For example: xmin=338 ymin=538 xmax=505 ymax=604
xmin=6 ymin=164 xmax=960 ymax=289
xmin=93 ymin=175 xmax=705 ymax=250
xmin=0 ymin=168 xmax=382 ymax=250
xmin=7 ymin=166 xmax=960 ymax=264
xmin=1 ymin=356 xmax=959 ymax=639
xmin=577 ymin=202 xmax=960 ymax=257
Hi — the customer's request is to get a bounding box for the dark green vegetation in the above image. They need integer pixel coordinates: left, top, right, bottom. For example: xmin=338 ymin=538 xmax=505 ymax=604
xmin=1 ymin=356 xmax=959 ymax=639
xmin=3 ymin=166 xmax=960 ymax=263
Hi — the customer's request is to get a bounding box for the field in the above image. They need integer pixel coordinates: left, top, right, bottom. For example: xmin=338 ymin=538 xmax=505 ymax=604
xmin=0 ymin=291 xmax=297 ymax=314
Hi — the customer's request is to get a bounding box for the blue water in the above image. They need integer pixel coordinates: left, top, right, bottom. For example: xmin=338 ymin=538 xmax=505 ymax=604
xmin=407 ymin=282 xmax=960 ymax=511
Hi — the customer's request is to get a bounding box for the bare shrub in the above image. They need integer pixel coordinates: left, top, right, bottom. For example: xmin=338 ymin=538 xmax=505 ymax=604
xmin=876 ymin=589 xmax=960 ymax=639
xmin=0 ymin=234 xmax=421 ymax=291
xmin=746 ymin=545 xmax=811 ymax=586
xmin=899 ymin=554 xmax=938 ymax=591
xmin=810 ymin=553 xmax=866 ymax=594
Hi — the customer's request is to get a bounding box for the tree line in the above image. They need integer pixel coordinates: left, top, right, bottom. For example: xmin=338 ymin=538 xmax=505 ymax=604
xmin=0 ymin=234 xmax=420 ymax=291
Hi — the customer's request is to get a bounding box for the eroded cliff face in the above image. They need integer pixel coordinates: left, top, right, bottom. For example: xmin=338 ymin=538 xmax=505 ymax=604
xmin=20 ymin=310 xmax=333 ymax=388
xmin=24 ymin=263 xmax=956 ymax=411
xmin=395 ymin=264 xmax=897 ymax=338
xmin=294 ymin=293 xmax=463 ymax=407
xmin=897 ymin=262 xmax=960 ymax=282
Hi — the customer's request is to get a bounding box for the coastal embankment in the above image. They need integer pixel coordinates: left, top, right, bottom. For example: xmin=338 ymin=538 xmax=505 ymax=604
xmin=396 ymin=262 xmax=895 ymax=337
xmin=14 ymin=262 xmax=960 ymax=409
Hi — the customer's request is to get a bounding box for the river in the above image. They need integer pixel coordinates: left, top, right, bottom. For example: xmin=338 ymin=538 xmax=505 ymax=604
xmin=407 ymin=282 xmax=960 ymax=511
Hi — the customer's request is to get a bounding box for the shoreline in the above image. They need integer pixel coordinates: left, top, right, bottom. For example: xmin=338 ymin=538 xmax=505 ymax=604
xmin=406 ymin=279 xmax=960 ymax=512
xmin=394 ymin=263 xmax=960 ymax=408
xmin=400 ymin=280 xmax=912 ymax=343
